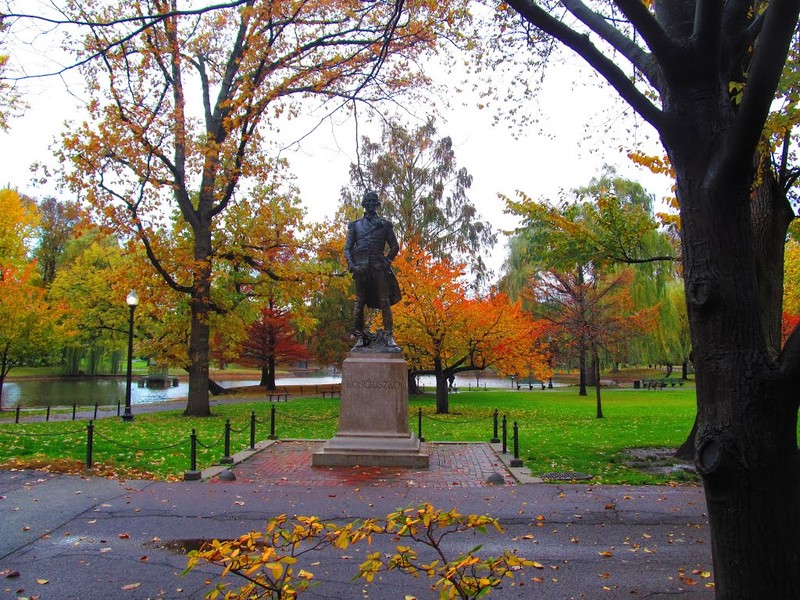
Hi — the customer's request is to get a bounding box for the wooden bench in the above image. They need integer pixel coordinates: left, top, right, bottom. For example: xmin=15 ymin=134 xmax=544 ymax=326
xmin=641 ymin=378 xmax=685 ymax=390
xmin=642 ymin=379 xmax=662 ymax=390
xmin=266 ymin=383 xmax=342 ymax=400
xmin=317 ymin=384 xmax=341 ymax=398
xmin=516 ymin=380 xmax=545 ymax=390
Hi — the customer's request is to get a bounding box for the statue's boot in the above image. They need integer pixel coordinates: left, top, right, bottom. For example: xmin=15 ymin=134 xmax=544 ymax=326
xmin=380 ymin=300 xmax=398 ymax=347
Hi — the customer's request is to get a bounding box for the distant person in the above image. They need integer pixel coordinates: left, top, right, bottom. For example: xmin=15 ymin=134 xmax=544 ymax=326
xmin=344 ymin=190 xmax=401 ymax=349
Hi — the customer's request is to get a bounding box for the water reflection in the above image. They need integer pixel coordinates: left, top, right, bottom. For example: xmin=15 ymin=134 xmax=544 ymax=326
xmin=2 ymin=372 xmax=529 ymax=408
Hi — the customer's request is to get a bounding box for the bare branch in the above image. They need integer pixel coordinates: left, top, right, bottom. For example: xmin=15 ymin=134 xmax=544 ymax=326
xmin=720 ymin=0 xmax=800 ymax=179
xmin=504 ymin=0 xmax=665 ymax=129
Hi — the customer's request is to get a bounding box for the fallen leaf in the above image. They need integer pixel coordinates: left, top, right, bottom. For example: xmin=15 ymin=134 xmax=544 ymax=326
xmin=122 ymin=582 xmax=141 ymax=590
xmin=118 ymin=533 xmax=130 ymax=539
xmin=37 ymin=579 xmax=49 ymax=585
xmin=598 ymin=551 xmax=613 ymax=557
xmin=531 ymin=561 xmax=544 ymax=569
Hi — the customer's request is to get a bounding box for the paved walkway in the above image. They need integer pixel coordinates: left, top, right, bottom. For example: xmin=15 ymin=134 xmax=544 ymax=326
xmin=0 ymin=437 xmax=714 ymax=600
xmin=220 ymin=440 xmax=516 ymax=488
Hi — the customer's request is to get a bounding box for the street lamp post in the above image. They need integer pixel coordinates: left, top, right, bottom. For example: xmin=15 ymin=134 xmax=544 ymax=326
xmin=122 ymin=290 xmax=139 ymax=422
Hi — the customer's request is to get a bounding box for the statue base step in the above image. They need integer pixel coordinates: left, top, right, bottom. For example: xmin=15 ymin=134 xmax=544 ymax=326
xmin=312 ymin=350 xmax=429 ymax=468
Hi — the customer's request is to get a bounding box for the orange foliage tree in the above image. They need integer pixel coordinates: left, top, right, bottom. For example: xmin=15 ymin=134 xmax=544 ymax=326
xmin=56 ymin=0 xmax=469 ymax=416
xmin=393 ymin=241 xmax=549 ymax=414
xmin=0 ymin=263 xmax=61 ymax=409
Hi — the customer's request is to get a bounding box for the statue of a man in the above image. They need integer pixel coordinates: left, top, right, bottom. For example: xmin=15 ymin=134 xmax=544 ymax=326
xmin=344 ymin=190 xmax=402 ymax=349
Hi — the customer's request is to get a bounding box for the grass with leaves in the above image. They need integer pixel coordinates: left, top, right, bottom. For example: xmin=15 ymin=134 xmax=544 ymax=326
xmin=0 ymin=386 xmax=709 ymax=484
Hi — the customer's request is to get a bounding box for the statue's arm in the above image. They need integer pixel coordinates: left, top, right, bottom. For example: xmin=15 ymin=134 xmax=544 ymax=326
xmin=385 ymin=223 xmax=400 ymax=262
xmin=344 ymin=222 xmax=356 ymax=270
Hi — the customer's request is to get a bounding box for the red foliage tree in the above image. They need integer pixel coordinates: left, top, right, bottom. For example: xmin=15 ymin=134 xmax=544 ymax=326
xmin=239 ymin=302 xmax=310 ymax=390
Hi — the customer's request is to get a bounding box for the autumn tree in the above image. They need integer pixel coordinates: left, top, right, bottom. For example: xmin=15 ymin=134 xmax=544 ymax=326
xmin=531 ymin=266 xmax=653 ymax=416
xmin=502 ymin=174 xmax=670 ymax=397
xmin=304 ymin=223 xmax=353 ymax=369
xmin=48 ymin=229 xmax=133 ymax=375
xmin=238 ymin=301 xmax=311 ymax=390
xmin=394 ymin=241 xmax=548 ymax=413
xmin=0 ymin=189 xmax=59 ymax=406
xmin=492 ymin=1 xmax=800 ymax=595
xmin=339 ymin=118 xmax=496 ymax=284
xmin=34 ymin=197 xmax=83 ymax=286
xmin=53 ymin=0 xmax=468 ymax=417
xmin=0 ymin=188 xmax=38 ymax=269
xmin=0 ymin=264 xmax=60 ymax=409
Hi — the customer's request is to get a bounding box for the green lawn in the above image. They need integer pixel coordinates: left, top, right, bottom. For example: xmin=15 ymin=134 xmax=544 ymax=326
xmin=0 ymin=387 xmax=701 ymax=484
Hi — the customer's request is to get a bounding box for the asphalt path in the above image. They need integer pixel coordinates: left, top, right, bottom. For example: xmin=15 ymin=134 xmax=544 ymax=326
xmin=0 ymin=461 xmax=714 ymax=599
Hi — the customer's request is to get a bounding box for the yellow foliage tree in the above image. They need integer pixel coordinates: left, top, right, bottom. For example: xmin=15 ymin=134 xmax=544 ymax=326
xmin=56 ymin=0 xmax=470 ymax=416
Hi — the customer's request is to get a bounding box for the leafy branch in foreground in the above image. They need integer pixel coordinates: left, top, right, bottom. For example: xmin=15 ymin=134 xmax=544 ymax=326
xmin=183 ymin=503 xmax=534 ymax=600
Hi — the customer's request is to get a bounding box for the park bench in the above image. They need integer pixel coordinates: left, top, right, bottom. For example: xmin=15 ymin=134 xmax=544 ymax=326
xmin=642 ymin=379 xmax=665 ymax=390
xmin=640 ymin=378 xmax=685 ymax=390
xmin=516 ymin=380 xmax=546 ymax=390
xmin=266 ymin=383 xmax=342 ymax=401
xmin=317 ymin=383 xmax=341 ymax=398
xmin=267 ymin=387 xmax=290 ymax=402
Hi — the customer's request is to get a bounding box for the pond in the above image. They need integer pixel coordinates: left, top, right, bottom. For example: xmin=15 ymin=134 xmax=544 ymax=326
xmin=1 ymin=372 xmax=524 ymax=408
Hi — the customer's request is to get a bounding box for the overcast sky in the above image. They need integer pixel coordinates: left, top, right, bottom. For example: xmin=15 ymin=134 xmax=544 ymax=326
xmin=1 ymin=23 xmax=673 ymax=276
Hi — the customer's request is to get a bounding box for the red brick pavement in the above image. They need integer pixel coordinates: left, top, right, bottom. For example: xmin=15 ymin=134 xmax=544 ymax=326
xmin=213 ymin=440 xmax=515 ymax=488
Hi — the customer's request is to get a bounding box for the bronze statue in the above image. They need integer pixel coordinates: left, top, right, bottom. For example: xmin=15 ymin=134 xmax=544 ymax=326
xmin=344 ymin=190 xmax=402 ymax=350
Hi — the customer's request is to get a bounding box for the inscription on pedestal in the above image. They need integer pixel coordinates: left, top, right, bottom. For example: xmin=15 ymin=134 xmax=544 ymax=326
xmin=312 ymin=351 xmax=428 ymax=468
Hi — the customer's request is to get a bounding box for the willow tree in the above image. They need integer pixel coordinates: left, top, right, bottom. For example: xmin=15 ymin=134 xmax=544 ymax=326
xmin=56 ymin=0 xmax=467 ymax=416
xmin=498 ymin=1 xmax=800 ymax=596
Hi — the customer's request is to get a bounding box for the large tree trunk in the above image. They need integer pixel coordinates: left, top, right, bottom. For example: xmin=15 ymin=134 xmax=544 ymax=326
xmin=673 ymin=138 xmax=800 ymax=597
xmin=184 ymin=227 xmax=213 ymax=417
xmin=749 ymin=165 xmax=794 ymax=355
xmin=675 ymin=164 xmax=793 ymax=464
xmin=434 ymin=359 xmax=449 ymax=414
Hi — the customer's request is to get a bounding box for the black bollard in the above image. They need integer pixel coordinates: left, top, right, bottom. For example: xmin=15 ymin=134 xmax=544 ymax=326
xmin=250 ymin=411 xmax=256 ymax=450
xmin=117 ymin=400 xmax=121 ymax=417
xmin=511 ymin=421 xmax=523 ymax=467
xmin=221 ymin=419 xmax=233 ymax=464
xmin=418 ymin=407 xmax=425 ymax=442
xmin=191 ymin=429 xmax=198 ymax=471
xmin=269 ymin=405 xmax=277 ymax=440
xmin=72 ymin=403 xmax=77 ymax=421
xmin=501 ymin=414 xmax=508 ymax=454
xmin=46 ymin=405 xmax=51 ymax=422
xmin=86 ymin=420 xmax=94 ymax=470
xmin=15 ymin=404 xmax=20 ymax=424
xmin=490 ymin=409 xmax=500 ymax=443
xmin=184 ymin=429 xmax=201 ymax=481
xmin=93 ymin=403 xmax=99 ymax=420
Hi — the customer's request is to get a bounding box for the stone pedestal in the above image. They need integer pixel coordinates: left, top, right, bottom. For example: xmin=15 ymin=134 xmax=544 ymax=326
xmin=312 ymin=351 xmax=429 ymax=468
